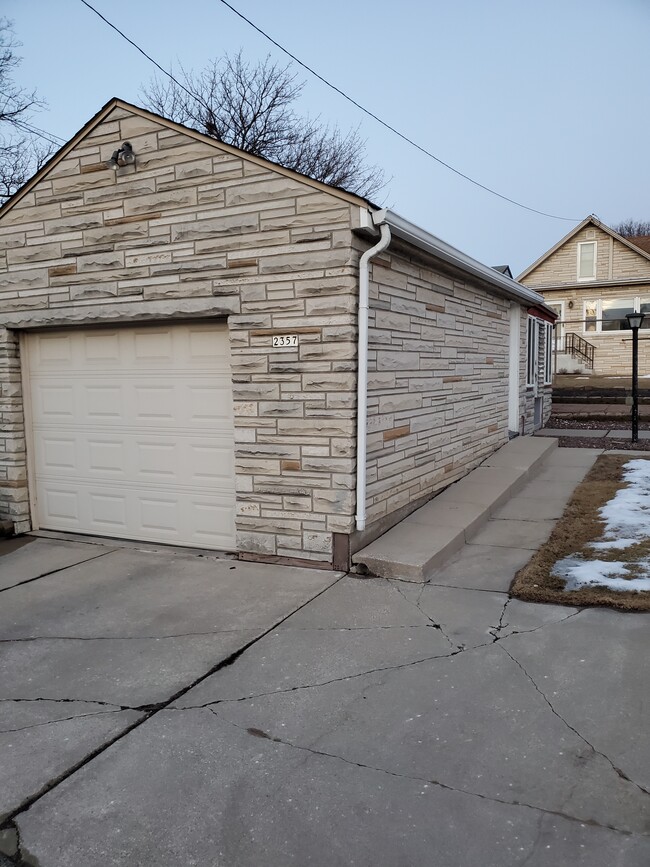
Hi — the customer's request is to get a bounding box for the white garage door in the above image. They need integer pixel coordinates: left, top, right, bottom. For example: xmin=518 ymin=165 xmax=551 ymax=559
xmin=24 ymin=323 xmax=236 ymax=550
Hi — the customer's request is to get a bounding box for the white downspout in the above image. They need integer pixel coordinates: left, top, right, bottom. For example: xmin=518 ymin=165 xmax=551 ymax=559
xmin=356 ymin=211 xmax=391 ymax=532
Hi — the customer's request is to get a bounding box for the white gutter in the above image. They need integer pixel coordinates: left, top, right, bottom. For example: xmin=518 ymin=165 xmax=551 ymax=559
xmin=384 ymin=209 xmax=554 ymax=313
xmin=356 ymin=210 xmax=391 ymax=532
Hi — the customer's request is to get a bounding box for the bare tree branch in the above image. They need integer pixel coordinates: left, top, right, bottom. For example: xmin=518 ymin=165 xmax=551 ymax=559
xmin=614 ymin=219 xmax=650 ymax=239
xmin=0 ymin=19 xmax=55 ymax=203
xmin=141 ymin=52 xmax=384 ymax=199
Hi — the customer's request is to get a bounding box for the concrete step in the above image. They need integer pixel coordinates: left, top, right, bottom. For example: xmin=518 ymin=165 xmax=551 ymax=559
xmin=552 ymin=402 xmax=650 ymax=419
xmin=352 ymin=436 xmax=558 ymax=583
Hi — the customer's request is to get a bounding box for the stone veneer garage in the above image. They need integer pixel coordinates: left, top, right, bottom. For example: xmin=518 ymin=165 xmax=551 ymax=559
xmin=0 ymin=98 xmax=554 ymax=569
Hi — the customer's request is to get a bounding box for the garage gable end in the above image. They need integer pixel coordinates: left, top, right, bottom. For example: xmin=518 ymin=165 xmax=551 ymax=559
xmin=0 ymin=99 xmax=361 ymax=564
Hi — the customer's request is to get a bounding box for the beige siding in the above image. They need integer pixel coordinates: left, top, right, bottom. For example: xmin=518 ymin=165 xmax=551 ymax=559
xmin=523 ymin=225 xmax=650 ymax=288
xmin=0 ymin=106 xmax=359 ymax=562
xmin=522 ymin=222 xmax=650 ymax=375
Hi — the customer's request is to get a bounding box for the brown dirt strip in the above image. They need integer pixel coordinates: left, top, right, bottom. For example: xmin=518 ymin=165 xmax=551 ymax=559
xmin=510 ymin=454 xmax=650 ymax=611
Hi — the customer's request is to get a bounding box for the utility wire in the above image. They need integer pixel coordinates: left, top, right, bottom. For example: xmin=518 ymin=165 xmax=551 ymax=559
xmin=13 ymin=119 xmax=66 ymax=148
xmin=79 ymin=0 xmax=578 ymax=222
xmin=216 ymin=0 xmax=578 ymax=222
xmin=78 ymin=0 xmax=215 ymax=119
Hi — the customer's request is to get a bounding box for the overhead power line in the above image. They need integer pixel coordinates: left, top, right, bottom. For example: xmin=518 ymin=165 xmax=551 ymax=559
xmin=216 ymin=0 xmax=578 ymax=222
xmin=79 ymin=0 xmax=578 ymax=222
xmin=78 ymin=0 xmax=215 ymax=118
xmin=13 ymin=119 xmax=66 ymax=148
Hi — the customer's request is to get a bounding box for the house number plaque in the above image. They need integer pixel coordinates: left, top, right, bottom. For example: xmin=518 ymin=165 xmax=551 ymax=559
xmin=272 ymin=335 xmax=298 ymax=348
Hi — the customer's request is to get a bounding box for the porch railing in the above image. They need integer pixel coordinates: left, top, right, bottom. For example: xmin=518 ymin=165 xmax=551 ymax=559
xmin=563 ymin=332 xmax=595 ymax=370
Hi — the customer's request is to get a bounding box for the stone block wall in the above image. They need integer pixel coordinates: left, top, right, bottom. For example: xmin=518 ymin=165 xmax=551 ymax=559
xmin=0 ymin=104 xmax=362 ymax=562
xmin=0 ymin=328 xmax=28 ymax=532
xmin=363 ymin=240 xmax=511 ymax=529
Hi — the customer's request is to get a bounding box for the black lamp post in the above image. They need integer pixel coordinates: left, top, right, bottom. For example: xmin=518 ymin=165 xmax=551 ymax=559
xmin=625 ymin=312 xmax=645 ymax=443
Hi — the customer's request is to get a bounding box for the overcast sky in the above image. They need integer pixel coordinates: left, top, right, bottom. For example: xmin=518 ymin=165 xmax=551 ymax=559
xmin=4 ymin=0 xmax=649 ymax=275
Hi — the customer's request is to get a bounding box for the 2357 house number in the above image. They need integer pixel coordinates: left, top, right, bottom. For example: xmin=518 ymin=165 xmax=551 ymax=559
xmin=272 ymin=334 xmax=298 ymax=348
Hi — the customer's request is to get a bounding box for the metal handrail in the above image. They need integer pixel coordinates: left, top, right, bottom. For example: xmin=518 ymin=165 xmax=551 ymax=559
xmin=564 ymin=332 xmax=595 ymax=369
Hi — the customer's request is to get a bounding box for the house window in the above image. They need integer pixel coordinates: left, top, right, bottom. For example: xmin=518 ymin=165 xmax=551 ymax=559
xmin=640 ymin=300 xmax=650 ymax=328
xmin=546 ymin=302 xmax=565 ymax=351
xmin=577 ymin=242 xmax=597 ymax=280
xmin=526 ymin=317 xmax=538 ymax=387
xmin=544 ymin=322 xmax=553 ymax=384
xmin=584 ymin=301 xmax=598 ymax=332
xmin=602 ymin=298 xmax=634 ymax=331
xmin=583 ymin=298 xmax=650 ymax=332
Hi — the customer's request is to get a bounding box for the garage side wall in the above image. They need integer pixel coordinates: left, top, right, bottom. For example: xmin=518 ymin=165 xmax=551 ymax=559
xmin=0 ymin=106 xmax=360 ymax=562
xmin=363 ymin=241 xmax=510 ymax=531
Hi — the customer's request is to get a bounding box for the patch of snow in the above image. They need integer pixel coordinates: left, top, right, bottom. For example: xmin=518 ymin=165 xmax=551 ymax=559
xmin=558 ymin=458 xmax=650 ymax=593
xmin=597 ymin=459 xmax=650 ymax=540
xmin=589 ymin=538 xmax=637 ymax=551
xmin=554 ymin=556 xmax=650 ymax=592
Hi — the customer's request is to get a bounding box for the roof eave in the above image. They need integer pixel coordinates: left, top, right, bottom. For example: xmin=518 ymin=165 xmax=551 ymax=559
xmin=383 ymin=209 xmax=553 ymax=313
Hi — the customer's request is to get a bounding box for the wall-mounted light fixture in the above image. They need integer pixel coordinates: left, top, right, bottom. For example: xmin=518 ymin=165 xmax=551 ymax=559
xmin=568 ymin=300 xmax=574 ymax=309
xmin=106 ymin=141 xmax=136 ymax=171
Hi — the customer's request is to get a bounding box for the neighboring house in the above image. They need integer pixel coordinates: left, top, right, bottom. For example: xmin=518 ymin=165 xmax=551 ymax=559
xmin=518 ymin=215 xmax=650 ymax=375
xmin=0 ymin=98 xmax=555 ymax=570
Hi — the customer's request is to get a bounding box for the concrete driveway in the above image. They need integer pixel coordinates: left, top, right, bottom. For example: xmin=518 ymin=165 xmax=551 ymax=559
xmin=1 ymin=534 xmax=649 ymax=866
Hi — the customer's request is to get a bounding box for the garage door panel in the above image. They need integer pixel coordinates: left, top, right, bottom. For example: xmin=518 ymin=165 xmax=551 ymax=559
xmin=35 ymin=434 xmax=234 ymax=489
xmin=41 ymin=437 xmax=77 ymax=472
xmin=187 ymin=442 xmax=234 ymax=483
xmin=88 ymin=439 xmax=126 ymax=474
xmin=83 ymin=332 xmax=121 ymax=361
xmin=85 ymin=385 xmax=124 ymax=420
xmin=88 ymin=492 xmax=128 ymax=530
xmin=32 ymin=383 xmax=75 ymax=420
xmin=42 ymin=488 xmax=81 ymax=524
xmin=33 ymin=334 xmax=74 ymax=366
xmin=186 ymin=498 xmax=237 ymax=548
xmin=133 ymin=330 xmax=174 ymax=361
xmin=26 ymin=324 xmax=236 ymax=550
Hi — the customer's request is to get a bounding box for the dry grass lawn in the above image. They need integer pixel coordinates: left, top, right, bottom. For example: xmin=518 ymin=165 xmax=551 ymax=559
xmin=511 ymin=454 xmax=650 ymax=611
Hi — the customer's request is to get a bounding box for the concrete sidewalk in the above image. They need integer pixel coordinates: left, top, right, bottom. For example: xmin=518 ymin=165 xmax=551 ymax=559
xmin=552 ymin=402 xmax=650 ymax=418
xmin=353 ymin=437 xmax=559 ymax=582
xmin=537 ymin=427 xmax=650 ymax=440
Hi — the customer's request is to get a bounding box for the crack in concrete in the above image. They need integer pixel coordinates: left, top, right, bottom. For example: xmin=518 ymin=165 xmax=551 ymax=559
xmin=0 ymin=698 xmax=130 ymax=711
xmin=279 ymin=624 xmax=440 ymax=632
xmin=490 ymin=607 xmax=584 ymax=643
xmin=0 ymin=710 xmax=127 ymax=736
xmin=180 ymin=605 xmax=593 ymax=711
xmin=500 ymin=645 xmax=650 ymax=800
xmin=0 ymin=573 xmax=345 ymax=834
xmin=0 ymin=549 xmax=117 ymax=596
xmin=0 ymin=630 xmax=248 ymax=643
xmin=209 ymin=710 xmax=646 ymax=838
xmin=388 ymin=579 xmax=460 ymax=650
xmin=490 ymin=596 xmax=512 ymax=640
xmin=180 ymin=646 xmax=464 ymax=710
